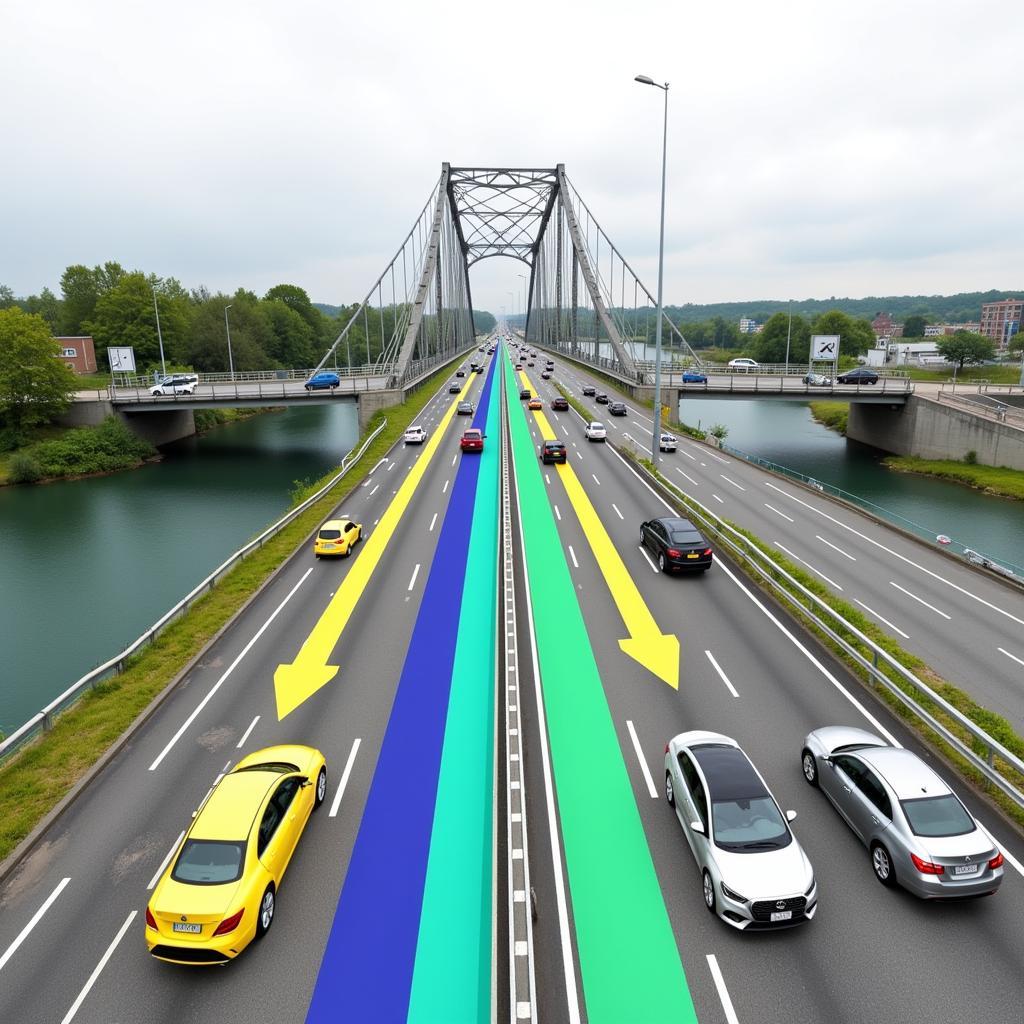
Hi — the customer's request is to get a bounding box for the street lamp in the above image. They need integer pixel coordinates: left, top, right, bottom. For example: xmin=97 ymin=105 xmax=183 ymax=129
xmin=784 ymin=299 xmax=793 ymax=373
xmin=224 ymin=304 xmax=235 ymax=378
xmin=635 ymin=73 xmax=669 ymax=461
xmin=518 ymin=273 xmax=528 ymax=338
xmin=152 ymin=284 xmax=167 ymax=378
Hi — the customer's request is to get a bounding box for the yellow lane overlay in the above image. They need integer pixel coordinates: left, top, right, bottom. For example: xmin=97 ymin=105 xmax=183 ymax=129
xmin=519 ymin=370 xmax=679 ymax=688
xmin=273 ymin=377 xmax=473 ymax=719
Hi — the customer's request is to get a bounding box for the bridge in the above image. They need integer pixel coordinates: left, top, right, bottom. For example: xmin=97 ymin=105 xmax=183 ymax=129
xmin=5 ymin=167 xmax=1024 ymax=1024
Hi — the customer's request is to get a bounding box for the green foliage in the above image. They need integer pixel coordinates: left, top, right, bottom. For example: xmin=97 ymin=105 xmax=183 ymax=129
xmin=964 ymin=450 xmax=977 ymax=465
xmin=708 ymin=423 xmax=729 ymax=440
xmin=809 ymin=401 xmax=849 ymax=434
xmin=806 ymin=309 xmax=876 ymax=356
xmin=263 ymin=299 xmax=317 ymax=367
xmin=182 ymin=293 xmax=274 ymax=372
xmin=8 ymin=451 xmax=43 ymax=483
xmin=24 ymin=417 xmax=155 ymax=480
xmin=0 ymin=308 xmax=77 ymax=431
xmin=0 ymin=284 xmax=15 ymax=307
xmin=936 ymin=330 xmax=996 ymax=370
xmin=902 ymin=314 xmax=927 ymax=337
xmin=473 ymin=310 xmax=496 ymax=334
xmin=749 ymin=312 xmax=811 ymax=364
xmin=883 ymin=456 xmax=1024 ymax=500
xmin=676 ymin=316 xmax=742 ymax=350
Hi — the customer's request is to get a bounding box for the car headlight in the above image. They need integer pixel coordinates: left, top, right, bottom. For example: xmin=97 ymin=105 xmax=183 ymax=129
xmin=720 ymin=881 xmax=747 ymax=903
xmin=804 ymin=877 xmax=816 ymax=897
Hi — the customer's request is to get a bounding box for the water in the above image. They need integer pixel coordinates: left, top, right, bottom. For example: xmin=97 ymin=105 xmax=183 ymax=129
xmin=0 ymin=405 xmax=358 ymax=735
xmin=676 ymin=397 xmax=1024 ymax=571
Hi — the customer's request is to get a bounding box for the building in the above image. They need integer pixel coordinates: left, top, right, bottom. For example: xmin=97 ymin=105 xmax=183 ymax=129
xmin=54 ymin=335 xmax=97 ymax=374
xmin=739 ymin=318 xmax=759 ymax=334
xmin=980 ymin=299 xmax=1022 ymax=350
xmin=938 ymin=322 xmax=980 ymax=336
xmin=871 ymin=312 xmax=903 ymax=338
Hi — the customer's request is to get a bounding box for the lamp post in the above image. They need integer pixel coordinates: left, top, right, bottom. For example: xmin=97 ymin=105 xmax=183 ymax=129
xmin=224 ymin=304 xmax=235 ymax=378
xmin=635 ymin=73 xmax=669 ymax=461
xmin=152 ymin=285 xmax=167 ymax=378
xmin=518 ymin=273 xmax=528 ymax=339
xmin=784 ymin=299 xmax=793 ymax=374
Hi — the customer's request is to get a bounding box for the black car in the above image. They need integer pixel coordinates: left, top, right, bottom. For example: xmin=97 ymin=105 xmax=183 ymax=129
xmin=456 ymin=369 xmax=465 ymax=377
xmin=519 ymin=388 xmax=531 ymax=400
xmin=528 ymin=360 xmax=535 ymax=367
xmin=836 ymin=368 xmax=879 ymax=384
xmin=582 ymin=385 xmax=596 ymax=396
xmin=457 ymin=401 xmax=474 ymax=415
xmin=449 ymin=382 xmax=462 ymax=393
xmin=595 ymin=393 xmax=609 ymax=404
xmin=640 ymin=516 xmax=713 ymax=573
xmin=608 ymin=401 xmax=627 ymax=416
xmin=541 ymin=371 xmax=551 ymax=380
xmin=540 ymin=440 xmax=567 ymax=464
xmin=550 ymin=396 xmax=569 ymax=411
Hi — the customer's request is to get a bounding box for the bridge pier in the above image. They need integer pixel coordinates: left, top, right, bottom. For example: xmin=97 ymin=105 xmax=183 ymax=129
xmin=59 ymin=400 xmax=197 ymax=446
xmin=357 ymin=388 xmax=404 ymax=431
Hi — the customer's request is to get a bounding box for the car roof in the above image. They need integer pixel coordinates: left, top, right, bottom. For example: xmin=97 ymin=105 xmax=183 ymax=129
xmin=321 ymin=518 xmax=353 ymax=529
xmin=689 ymin=743 xmax=767 ymax=800
xmin=464 ymin=427 xmax=482 ymax=435
xmin=655 ymin=516 xmax=697 ymax=530
xmin=543 ymin=439 xmax=564 ymax=446
xmin=191 ymin=771 xmax=278 ymax=840
xmin=854 ymin=747 xmax=949 ymax=799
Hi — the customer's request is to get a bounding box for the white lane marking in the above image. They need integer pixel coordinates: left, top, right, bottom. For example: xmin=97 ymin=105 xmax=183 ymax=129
xmin=330 ymin=738 xmax=362 ymax=817
xmin=0 ymin=877 xmax=70 ymax=973
xmin=704 ymin=448 xmax=731 ymax=464
xmin=999 ymin=647 xmax=1024 ymax=668
xmin=680 ymin=448 xmax=698 ymax=461
xmin=854 ymin=599 xmax=910 ymax=639
xmin=817 ymin=535 xmax=856 ymax=560
xmin=638 ymin=545 xmax=659 ymax=573
xmin=369 ymin=483 xmax=380 ymax=496
xmin=889 ymin=581 xmax=951 ymax=620
xmin=591 ymin=473 xmax=601 ymax=486
xmin=711 ymin=494 xmax=724 ymax=504
xmin=236 ymin=715 xmax=260 ymax=748
xmin=719 ymin=474 xmax=746 ymax=491
xmin=675 ymin=467 xmax=700 ymax=487
xmin=624 ymin=434 xmax=652 ymax=455
xmin=451 ymin=454 xmax=457 ymax=466
xmin=706 ymin=954 xmax=740 ymax=1024
xmin=387 ymin=461 xmax=396 ymax=472
xmin=369 ymin=457 xmax=387 ymax=474
xmin=442 ymin=479 xmax=449 ymax=494
xmin=408 ymin=563 xmax=421 ymax=591
xmin=631 ymin=420 xmax=646 ymax=430
xmin=764 ymin=503 xmax=794 ymax=522
xmin=149 ymin=567 xmax=313 ymax=771
xmin=575 ymin=451 xmax=583 ymax=461
xmin=568 ymin=545 xmax=579 ymax=568
xmin=775 ymin=542 xmax=844 ymax=590
xmin=429 ymin=512 xmax=438 ymax=532
xmin=625 ymin=720 xmax=658 ymax=798
xmin=545 ymin=473 xmax=551 ymax=484
xmin=763 ymin=480 xmax=1024 ymax=629
xmin=611 ymin=503 xmax=624 ymax=520
xmin=60 ymin=911 xmax=137 ymax=1024
xmin=147 ymin=831 xmax=185 ymax=890
xmin=561 ymin=424 xmax=570 ymax=438
xmin=554 ymin=505 xmax=562 ymax=521
xmin=705 ymin=650 xmax=739 ymax=697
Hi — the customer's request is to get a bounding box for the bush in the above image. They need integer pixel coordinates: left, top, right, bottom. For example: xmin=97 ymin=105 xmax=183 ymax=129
xmin=8 ymin=451 xmax=43 ymax=483
xmin=0 ymin=426 xmax=26 ymax=453
xmin=28 ymin=417 xmax=155 ymax=479
xmin=709 ymin=423 xmax=729 ymax=440
xmin=964 ymin=450 xmax=977 ymax=465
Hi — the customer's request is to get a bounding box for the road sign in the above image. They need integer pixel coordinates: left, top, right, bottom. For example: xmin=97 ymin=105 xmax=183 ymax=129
xmin=811 ymin=335 xmax=839 ymax=360
xmin=107 ymin=347 xmax=136 ymax=373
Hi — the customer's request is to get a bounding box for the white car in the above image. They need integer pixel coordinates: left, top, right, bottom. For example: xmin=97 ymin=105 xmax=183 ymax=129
xmin=665 ymin=730 xmax=816 ymax=930
xmin=584 ymin=421 xmax=607 ymax=442
xmin=659 ymin=433 xmax=677 ymax=452
xmin=149 ymin=374 xmax=197 ymax=395
xmin=727 ymin=358 xmax=759 ymax=372
xmin=403 ymin=425 xmax=427 ymax=445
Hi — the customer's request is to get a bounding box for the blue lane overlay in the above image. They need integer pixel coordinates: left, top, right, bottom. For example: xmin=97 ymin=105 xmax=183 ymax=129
xmin=305 ymin=357 xmax=497 ymax=1023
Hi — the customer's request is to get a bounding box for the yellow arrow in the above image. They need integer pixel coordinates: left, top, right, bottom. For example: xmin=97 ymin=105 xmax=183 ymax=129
xmin=273 ymin=377 xmax=472 ymax=719
xmin=519 ymin=370 xmax=679 ymax=688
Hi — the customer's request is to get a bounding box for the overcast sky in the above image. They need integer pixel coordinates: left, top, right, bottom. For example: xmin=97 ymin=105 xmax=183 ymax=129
xmin=3 ymin=0 xmax=1022 ymax=317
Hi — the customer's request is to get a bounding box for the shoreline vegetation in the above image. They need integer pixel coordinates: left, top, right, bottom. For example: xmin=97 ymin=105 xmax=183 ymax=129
xmin=808 ymin=401 xmax=1024 ymax=502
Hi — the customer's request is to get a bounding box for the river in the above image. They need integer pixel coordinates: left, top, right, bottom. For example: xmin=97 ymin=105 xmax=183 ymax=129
xmin=0 ymin=404 xmax=358 ymax=735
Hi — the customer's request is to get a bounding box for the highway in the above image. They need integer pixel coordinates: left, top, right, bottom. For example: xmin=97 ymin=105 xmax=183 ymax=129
xmin=0 ymin=340 xmax=1021 ymax=1023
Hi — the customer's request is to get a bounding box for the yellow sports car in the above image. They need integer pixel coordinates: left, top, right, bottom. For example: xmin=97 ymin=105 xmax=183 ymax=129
xmin=145 ymin=744 xmax=327 ymax=965
xmin=314 ymin=518 xmax=362 ymax=558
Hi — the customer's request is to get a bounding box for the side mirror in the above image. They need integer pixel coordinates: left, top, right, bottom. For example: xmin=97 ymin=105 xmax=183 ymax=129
xmin=822 ymin=756 xmax=833 ymax=768
xmin=299 ymin=776 xmax=312 ymax=788
xmin=689 ymin=820 xmax=705 ymax=835
xmin=785 ymin=809 xmax=798 ymax=823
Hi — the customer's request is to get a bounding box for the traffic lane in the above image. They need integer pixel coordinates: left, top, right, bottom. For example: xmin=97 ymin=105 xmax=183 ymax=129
xmin=0 ymin=379 xmax=477 ymax=1022
xmin=536 ymin=370 xmax=1024 ymax=730
xmin=528 ymin=410 xmax=1024 ymax=1024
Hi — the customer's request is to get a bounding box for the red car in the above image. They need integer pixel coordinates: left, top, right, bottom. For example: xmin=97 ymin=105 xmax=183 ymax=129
xmin=460 ymin=428 xmax=484 ymax=452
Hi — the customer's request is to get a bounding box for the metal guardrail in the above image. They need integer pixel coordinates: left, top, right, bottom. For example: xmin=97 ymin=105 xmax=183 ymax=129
xmin=635 ymin=460 xmax=1024 ymax=811
xmin=118 ymin=365 xmax=382 ymax=388
xmin=0 ymin=418 xmax=388 ymax=763
xmin=107 ymin=377 xmax=389 ymax=405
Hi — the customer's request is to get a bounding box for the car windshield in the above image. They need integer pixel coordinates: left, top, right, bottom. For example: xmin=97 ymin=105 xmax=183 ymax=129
xmin=712 ymin=797 xmax=790 ymax=851
xmin=172 ymin=839 xmax=245 ymax=885
xmin=900 ymin=794 xmax=975 ymax=837
xmin=318 ymin=529 xmax=341 ymax=540
xmin=590 ymin=422 xmax=604 ymax=429
xmin=465 ymin=430 xmax=481 ymax=438
xmin=669 ymin=529 xmax=703 ymax=544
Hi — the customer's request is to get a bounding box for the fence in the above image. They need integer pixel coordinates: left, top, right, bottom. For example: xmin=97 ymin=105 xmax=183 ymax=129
xmin=0 ymin=418 xmax=388 ymax=764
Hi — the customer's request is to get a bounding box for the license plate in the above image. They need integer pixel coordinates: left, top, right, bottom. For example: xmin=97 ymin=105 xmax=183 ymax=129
xmin=172 ymin=922 xmax=202 ymax=934
xmin=770 ymin=910 xmax=792 ymax=922
xmin=686 ymin=553 xmax=699 ymax=559
xmin=953 ymin=864 xmax=979 ymax=876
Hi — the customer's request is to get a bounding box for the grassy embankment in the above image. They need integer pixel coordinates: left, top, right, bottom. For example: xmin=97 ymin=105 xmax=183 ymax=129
xmin=0 ymin=360 xmax=460 ymax=865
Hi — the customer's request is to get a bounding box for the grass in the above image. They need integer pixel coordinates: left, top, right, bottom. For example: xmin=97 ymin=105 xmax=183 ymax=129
xmin=0 ymin=357 xmax=464 ymax=865
xmin=901 ymin=364 xmax=1021 ymax=384
xmin=883 ymin=456 xmax=1024 ymax=501
xmin=629 ymin=451 xmax=1024 ymax=831
xmin=808 ymin=400 xmax=849 ymax=434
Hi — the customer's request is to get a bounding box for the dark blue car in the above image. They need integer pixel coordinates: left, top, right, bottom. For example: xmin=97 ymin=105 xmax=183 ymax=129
xmin=681 ymin=370 xmax=708 ymax=383
xmin=304 ymin=372 xmax=341 ymax=391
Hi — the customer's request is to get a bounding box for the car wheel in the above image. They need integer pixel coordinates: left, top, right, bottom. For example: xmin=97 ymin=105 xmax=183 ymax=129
xmin=702 ymin=870 xmax=716 ymax=915
xmin=314 ymin=766 xmax=327 ymax=809
xmin=256 ymin=885 xmax=275 ymax=938
xmin=801 ymin=749 xmax=819 ymax=787
xmin=665 ymin=772 xmax=675 ymax=806
xmin=871 ymin=843 xmax=896 ymax=887
xmin=315 ymin=554 xmax=320 ymax=560
xmin=658 ymin=553 xmax=666 ymax=572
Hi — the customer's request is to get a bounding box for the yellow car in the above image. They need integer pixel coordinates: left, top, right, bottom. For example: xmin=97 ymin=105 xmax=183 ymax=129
xmin=145 ymin=744 xmax=327 ymax=965
xmin=314 ymin=517 xmax=362 ymax=558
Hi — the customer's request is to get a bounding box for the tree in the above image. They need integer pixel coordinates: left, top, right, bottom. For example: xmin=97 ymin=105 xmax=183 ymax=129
xmin=473 ymin=310 xmax=496 ymax=334
xmin=810 ymin=310 xmax=876 ymax=357
xmin=902 ymin=314 xmax=927 ymax=338
xmin=1008 ymin=330 xmax=1023 ymax=358
xmin=21 ymin=287 xmax=62 ymax=331
xmin=0 ymin=308 xmax=77 ymax=435
xmin=937 ymin=331 xmax=996 ymax=370
xmin=182 ymin=294 xmax=274 ymax=372
xmin=59 ymin=265 xmax=100 ymax=335
xmin=262 ymin=299 xmax=317 ymax=367
xmin=0 ymin=284 xmax=14 ymax=307
xmin=86 ymin=273 xmax=162 ymax=370
xmin=264 ymin=284 xmax=322 ymax=335
xmin=749 ymin=312 xmax=811 ymax=364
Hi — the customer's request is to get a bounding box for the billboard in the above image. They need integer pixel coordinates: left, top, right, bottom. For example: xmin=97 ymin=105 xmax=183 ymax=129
xmin=811 ymin=335 xmax=839 ymax=361
xmin=107 ymin=347 xmax=136 ymax=373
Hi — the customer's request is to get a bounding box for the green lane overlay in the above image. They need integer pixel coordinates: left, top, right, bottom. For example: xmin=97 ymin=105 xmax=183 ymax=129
xmin=503 ymin=353 xmax=697 ymax=1023
xmin=407 ymin=364 xmax=500 ymax=1022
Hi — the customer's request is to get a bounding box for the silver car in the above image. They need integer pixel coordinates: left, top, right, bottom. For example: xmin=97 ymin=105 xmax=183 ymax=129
xmin=801 ymin=727 xmax=1004 ymax=898
xmin=665 ymin=731 xmax=817 ymax=930
xmin=584 ymin=421 xmax=606 ymax=442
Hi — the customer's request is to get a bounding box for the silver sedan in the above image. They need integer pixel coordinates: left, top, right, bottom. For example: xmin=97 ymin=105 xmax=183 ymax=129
xmin=665 ymin=731 xmax=817 ymax=930
xmin=801 ymin=727 xmax=1004 ymax=898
